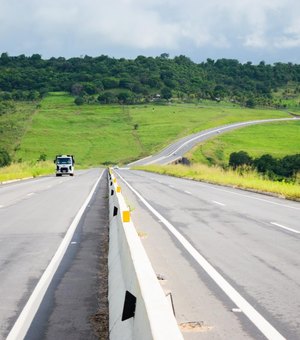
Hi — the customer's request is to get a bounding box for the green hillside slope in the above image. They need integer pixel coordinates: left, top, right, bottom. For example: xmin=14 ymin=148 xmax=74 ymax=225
xmin=14 ymin=93 xmax=289 ymax=166
xmin=188 ymin=120 xmax=300 ymax=166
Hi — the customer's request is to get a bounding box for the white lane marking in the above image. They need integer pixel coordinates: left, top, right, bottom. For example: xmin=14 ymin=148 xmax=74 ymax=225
xmin=116 ymin=171 xmax=285 ymax=340
xmin=232 ymin=308 xmax=242 ymax=313
xmin=127 ymin=155 xmax=153 ymax=166
xmin=6 ymin=170 xmax=104 ymax=340
xmin=0 ymin=205 xmax=4 ymax=208
xmin=184 ymin=190 xmax=192 ymax=195
xmin=71 ymin=241 xmax=77 ymax=244
xmin=26 ymin=193 xmax=35 ymax=197
xmin=212 ymin=200 xmax=226 ymax=206
xmin=270 ymin=222 xmax=300 ymax=234
xmin=184 ymin=181 xmax=299 ymax=211
xmin=169 ymin=184 xmax=175 ymax=188
xmin=135 ymin=170 xmax=299 ymax=211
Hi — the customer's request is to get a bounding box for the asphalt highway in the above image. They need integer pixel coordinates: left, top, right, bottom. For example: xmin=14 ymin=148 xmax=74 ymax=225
xmin=115 ymin=169 xmax=300 ymax=340
xmin=0 ymin=169 xmax=106 ymax=340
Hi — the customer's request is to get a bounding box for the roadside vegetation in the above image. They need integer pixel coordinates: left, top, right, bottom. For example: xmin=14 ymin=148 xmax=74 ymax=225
xmin=0 ymin=161 xmax=53 ymax=182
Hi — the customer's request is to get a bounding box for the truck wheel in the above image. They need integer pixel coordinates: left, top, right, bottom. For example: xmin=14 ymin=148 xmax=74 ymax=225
xmin=70 ymin=173 xmax=74 ymax=176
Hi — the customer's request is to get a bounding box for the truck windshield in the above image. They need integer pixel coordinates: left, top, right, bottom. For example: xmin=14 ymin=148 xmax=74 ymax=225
xmin=57 ymin=158 xmax=71 ymax=164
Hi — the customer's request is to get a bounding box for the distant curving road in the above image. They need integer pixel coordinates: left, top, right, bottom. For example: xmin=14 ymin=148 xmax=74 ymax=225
xmin=128 ymin=117 xmax=298 ymax=166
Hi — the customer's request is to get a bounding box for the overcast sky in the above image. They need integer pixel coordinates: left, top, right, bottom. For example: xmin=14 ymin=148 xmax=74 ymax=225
xmin=1 ymin=0 xmax=299 ymax=64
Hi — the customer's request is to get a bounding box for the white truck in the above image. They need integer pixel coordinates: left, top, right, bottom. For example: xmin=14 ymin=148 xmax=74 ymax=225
xmin=54 ymin=155 xmax=75 ymax=176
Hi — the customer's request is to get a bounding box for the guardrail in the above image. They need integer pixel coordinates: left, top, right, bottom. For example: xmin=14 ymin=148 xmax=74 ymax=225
xmin=108 ymin=169 xmax=183 ymax=340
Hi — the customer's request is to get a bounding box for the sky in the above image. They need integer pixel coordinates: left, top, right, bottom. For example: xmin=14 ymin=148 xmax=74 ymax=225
xmin=0 ymin=0 xmax=300 ymax=64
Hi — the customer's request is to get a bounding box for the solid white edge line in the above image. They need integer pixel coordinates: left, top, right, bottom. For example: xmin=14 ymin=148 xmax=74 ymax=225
xmin=6 ymin=169 xmax=104 ymax=340
xmin=212 ymin=200 xmax=226 ymax=206
xmin=127 ymin=155 xmax=153 ymax=166
xmin=270 ymin=222 xmax=300 ymax=234
xmin=116 ymin=171 xmax=286 ymax=340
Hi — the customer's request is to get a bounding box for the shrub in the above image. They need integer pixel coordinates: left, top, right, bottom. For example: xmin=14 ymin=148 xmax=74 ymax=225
xmin=38 ymin=153 xmax=47 ymax=162
xmin=229 ymin=151 xmax=252 ymax=169
xmin=0 ymin=148 xmax=11 ymax=167
xmin=74 ymin=96 xmax=84 ymax=105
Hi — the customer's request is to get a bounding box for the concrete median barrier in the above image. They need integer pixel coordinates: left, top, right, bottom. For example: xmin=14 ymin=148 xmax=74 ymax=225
xmin=108 ymin=169 xmax=183 ymax=340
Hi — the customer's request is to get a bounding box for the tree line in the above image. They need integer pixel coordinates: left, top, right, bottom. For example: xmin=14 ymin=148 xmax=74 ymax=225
xmin=0 ymin=52 xmax=300 ymax=106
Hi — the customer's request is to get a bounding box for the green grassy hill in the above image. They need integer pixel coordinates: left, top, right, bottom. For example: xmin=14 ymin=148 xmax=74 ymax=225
xmin=12 ymin=93 xmax=289 ymax=167
xmin=0 ymin=101 xmax=37 ymax=155
xmin=188 ymin=120 xmax=300 ymax=166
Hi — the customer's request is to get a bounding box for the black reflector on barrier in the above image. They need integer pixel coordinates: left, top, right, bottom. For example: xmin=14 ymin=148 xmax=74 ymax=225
xmin=113 ymin=206 xmax=118 ymax=216
xmin=110 ymin=181 xmax=112 ymax=186
xmin=111 ymin=189 xmax=114 ymax=196
xmin=122 ymin=291 xmax=137 ymax=321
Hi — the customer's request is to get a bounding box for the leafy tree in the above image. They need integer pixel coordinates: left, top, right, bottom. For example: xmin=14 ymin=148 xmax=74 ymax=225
xmin=253 ymin=154 xmax=277 ymax=173
xmin=98 ymin=92 xmax=117 ymax=104
xmin=71 ymin=83 xmax=84 ymax=96
xmin=279 ymin=154 xmax=300 ymax=177
xmin=117 ymin=92 xmax=132 ymax=104
xmin=229 ymin=151 xmax=252 ymax=169
xmin=161 ymin=87 xmax=172 ymax=100
xmin=245 ymin=98 xmax=256 ymax=108
xmin=102 ymin=77 xmax=119 ymax=89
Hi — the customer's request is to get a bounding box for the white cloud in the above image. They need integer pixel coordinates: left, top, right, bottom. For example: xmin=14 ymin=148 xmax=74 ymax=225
xmin=0 ymin=0 xmax=299 ymax=62
xmin=274 ymin=10 xmax=300 ymax=48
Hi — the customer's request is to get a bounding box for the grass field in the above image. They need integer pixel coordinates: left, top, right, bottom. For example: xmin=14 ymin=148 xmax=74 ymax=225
xmin=0 ymin=101 xmax=37 ymax=154
xmin=11 ymin=93 xmax=289 ymax=167
xmin=187 ymin=120 xmax=300 ymax=166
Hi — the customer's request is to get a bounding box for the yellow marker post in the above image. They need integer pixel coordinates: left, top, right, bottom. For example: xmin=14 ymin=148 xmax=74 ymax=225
xmin=122 ymin=211 xmax=130 ymax=223
xmin=113 ymin=178 xmax=117 ymax=183
xmin=116 ymin=186 xmax=121 ymax=193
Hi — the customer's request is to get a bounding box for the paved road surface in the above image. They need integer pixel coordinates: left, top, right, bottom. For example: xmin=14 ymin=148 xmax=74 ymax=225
xmin=115 ymin=169 xmax=300 ymax=339
xmin=0 ymin=169 xmax=107 ymax=339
